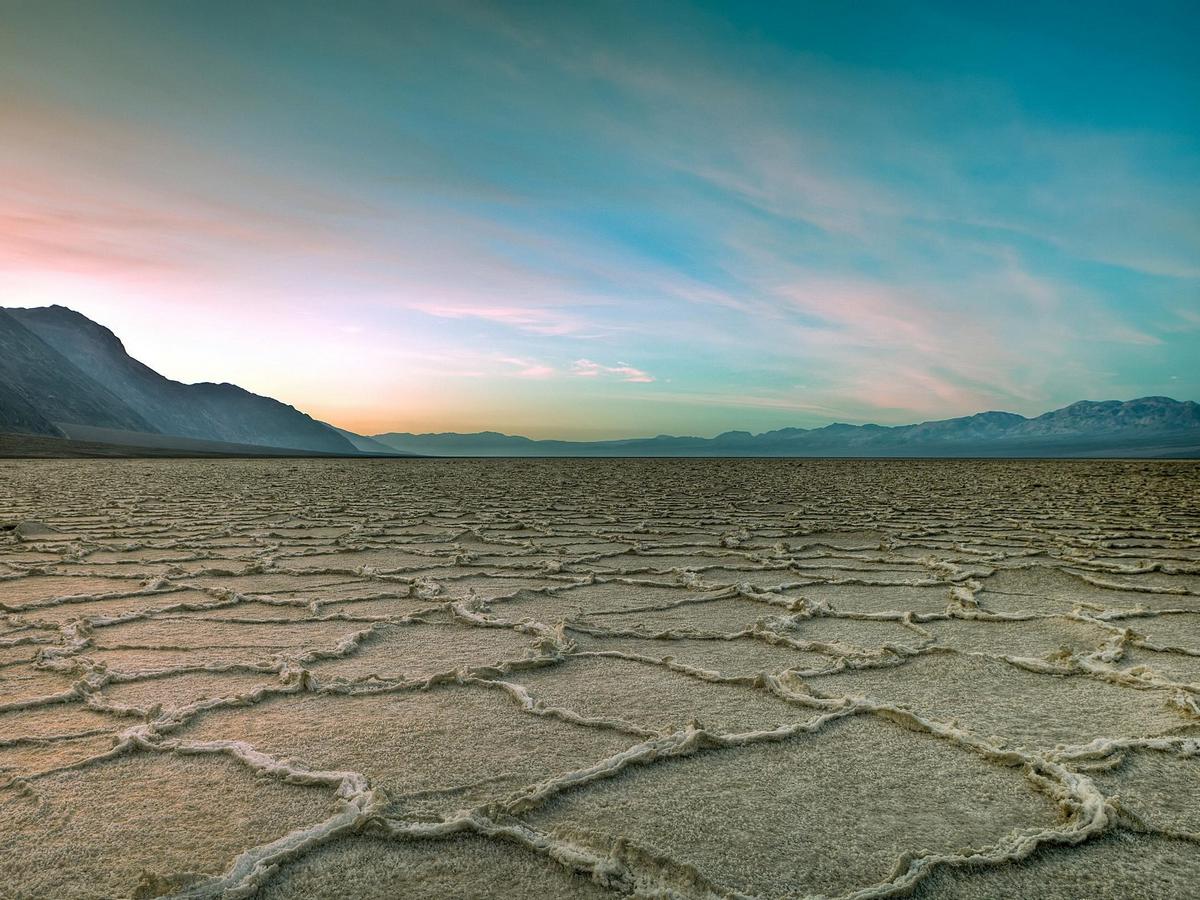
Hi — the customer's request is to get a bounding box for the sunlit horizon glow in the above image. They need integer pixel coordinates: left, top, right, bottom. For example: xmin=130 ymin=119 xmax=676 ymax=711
xmin=2 ymin=2 xmax=1197 ymax=440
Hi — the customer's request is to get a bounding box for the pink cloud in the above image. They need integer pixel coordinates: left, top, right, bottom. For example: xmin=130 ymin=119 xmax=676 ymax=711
xmin=779 ymin=278 xmax=940 ymax=352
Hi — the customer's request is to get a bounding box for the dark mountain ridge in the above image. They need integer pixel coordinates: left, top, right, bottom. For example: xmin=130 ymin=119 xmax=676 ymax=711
xmin=0 ymin=309 xmax=155 ymax=436
xmin=1 ymin=305 xmax=356 ymax=453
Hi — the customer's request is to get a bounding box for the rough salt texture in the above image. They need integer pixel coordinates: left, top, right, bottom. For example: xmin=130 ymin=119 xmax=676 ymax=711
xmin=0 ymin=457 xmax=1197 ymax=899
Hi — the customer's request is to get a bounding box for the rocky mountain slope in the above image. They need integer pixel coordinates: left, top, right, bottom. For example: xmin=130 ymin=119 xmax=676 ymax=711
xmin=1 ymin=306 xmax=357 ymax=454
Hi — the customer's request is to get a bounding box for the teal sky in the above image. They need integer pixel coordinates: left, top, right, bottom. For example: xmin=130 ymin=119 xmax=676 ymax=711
xmin=2 ymin=1 xmax=1197 ymax=438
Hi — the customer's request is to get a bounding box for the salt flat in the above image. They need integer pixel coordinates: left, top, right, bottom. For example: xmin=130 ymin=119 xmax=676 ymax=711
xmin=0 ymin=458 xmax=1198 ymax=899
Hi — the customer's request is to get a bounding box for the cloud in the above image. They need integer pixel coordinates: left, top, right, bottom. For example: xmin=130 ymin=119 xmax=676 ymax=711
xmin=571 ymin=359 xmax=654 ymax=383
xmin=409 ymin=303 xmax=591 ymax=336
xmin=497 ymin=356 xmax=555 ymax=378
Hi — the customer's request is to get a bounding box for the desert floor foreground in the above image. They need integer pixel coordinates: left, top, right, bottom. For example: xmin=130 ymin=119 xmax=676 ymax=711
xmin=0 ymin=458 xmax=1198 ymax=899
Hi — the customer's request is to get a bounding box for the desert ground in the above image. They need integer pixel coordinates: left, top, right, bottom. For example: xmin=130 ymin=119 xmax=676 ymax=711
xmin=0 ymin=458 xmax=1198 ymax=899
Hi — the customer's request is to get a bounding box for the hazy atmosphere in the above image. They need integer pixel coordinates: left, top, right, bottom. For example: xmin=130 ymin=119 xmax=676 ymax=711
xmin=2 ymin=1 xmax=1197 ymax=438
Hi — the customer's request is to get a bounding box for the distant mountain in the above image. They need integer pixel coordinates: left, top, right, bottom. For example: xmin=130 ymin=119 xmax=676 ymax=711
xmin=0 ymin=305 xmax=359 ymax=454
xmin=374 ymin=397 xmax=1200 ymax=458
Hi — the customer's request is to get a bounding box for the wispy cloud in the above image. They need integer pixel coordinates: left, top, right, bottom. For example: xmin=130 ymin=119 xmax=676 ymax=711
xmin=496 ymin=355 xmax=555 ymax=378
xmin=571 ymin=359 xmax=655 ymax=383
xmin=409 ymin=304 xmax=592 ymax=337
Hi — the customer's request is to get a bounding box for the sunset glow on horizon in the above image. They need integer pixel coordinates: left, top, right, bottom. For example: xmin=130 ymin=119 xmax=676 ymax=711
xmin=2 ymin=1 xmax=1197 ymax=439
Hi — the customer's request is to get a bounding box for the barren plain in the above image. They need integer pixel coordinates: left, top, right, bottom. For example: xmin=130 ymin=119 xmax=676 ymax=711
xmin=1 ymin=458 xmax=1198 ymax=899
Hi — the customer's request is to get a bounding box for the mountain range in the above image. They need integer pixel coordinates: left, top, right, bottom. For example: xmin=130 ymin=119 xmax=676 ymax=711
xmin=370 ymin=396 xmax=1200 ymax=459
xmin=1 ymin=305 xmax=1197 ymax=458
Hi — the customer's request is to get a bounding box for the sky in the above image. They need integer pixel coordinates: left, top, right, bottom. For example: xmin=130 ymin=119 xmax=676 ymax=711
xmin=1 ymin=0 xmax=1197 ymax=439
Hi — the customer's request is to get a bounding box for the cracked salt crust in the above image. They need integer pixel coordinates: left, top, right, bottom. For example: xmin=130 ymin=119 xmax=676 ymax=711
xmin=0 ymin=457 xmax=1196 ymax=898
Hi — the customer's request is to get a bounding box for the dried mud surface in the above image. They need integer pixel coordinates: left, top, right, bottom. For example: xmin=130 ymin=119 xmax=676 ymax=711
xmin=0 ymin=457 xmax=1197 ymax=899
